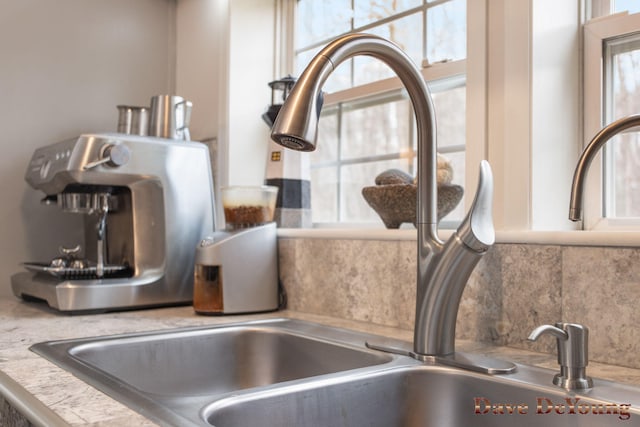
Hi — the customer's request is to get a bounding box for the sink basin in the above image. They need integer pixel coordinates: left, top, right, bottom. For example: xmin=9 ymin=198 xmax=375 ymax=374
xmin=31 ymin=318 xmax=397 ymax=426
xmin=206 ymin=364 xmax=640 ymax=427
xmin=60 ymin=322 xmax=388 ymax=396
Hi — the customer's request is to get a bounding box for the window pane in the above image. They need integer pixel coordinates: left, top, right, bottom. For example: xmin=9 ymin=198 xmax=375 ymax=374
xmin=341 ymin=95 xmax=412 ymax=159
xmin=296 ymin=49 xmax=352 ymax=93
xmin=353 ymin=13 xmax=423 ymax=86
xmin=440 ymin=151 xmax=465 ymax=223
xmin=609 ymin=132 xmax=640 ymax=217
xmin=311 ymin=167 xmax=339 ymax=222
xmin=315 ymin=109 xmax=340 ymax=164
xmin=611 ymin=42 xmax=640 ymax=117
xmin=340 ymin=159 xmax=412 ymax=222
xmin=432 ymin=85 xmax=465 ymax=149
xmin=296 ymin=0 xmax=352 ymax=48
xmin=605 ymin=36 xmax=640 ymax=217
xmin=354 ymin=0 xmax=421 ymax=28
xmin=426 ymin=0 xmax=466 ymax=63
xmin=589 ymin=0 xmax=640 ymax=18
xmin=613 ymin=0 xmax=640 ymax=14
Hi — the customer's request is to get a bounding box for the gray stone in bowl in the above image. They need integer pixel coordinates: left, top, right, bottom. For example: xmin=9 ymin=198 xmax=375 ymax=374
xmin=374 ymin=169 xmax=413 ymax=185
xmin=361 ymin=183 xmax=463 ymax=229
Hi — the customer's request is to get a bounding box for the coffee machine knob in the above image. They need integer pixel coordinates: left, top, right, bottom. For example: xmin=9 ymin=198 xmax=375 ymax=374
xmin=106 ymin=144 xmax=131 ymax=167
xmin=83 ymin=144 xmax=131 ymax=170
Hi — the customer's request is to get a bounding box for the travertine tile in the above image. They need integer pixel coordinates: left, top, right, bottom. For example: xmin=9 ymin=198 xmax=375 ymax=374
xmin=457 ymin=246 xmax=504 ymax=344
xmin=499 ymin=244 xmax=562 ymax=353
xmin=562 ymin=246 xmax=640 ymax=369
xmin=279 ymin=237 xmax=640 ymax=368
xmin=278 ymin=238 xmax=415 ymax=329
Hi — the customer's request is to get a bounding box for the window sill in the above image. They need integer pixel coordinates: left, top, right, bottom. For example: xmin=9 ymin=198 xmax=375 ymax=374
xmin=496 ymin=230 xmax=640 ymax=247
xmin=277 ymin=227 xmax=640 ymax=247
xmin=277 ymin=227 xmax=424 ymax=241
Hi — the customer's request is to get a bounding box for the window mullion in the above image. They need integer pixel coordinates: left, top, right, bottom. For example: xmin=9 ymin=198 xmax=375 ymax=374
xmin=337 ymin=103 xmax=344 ymax=222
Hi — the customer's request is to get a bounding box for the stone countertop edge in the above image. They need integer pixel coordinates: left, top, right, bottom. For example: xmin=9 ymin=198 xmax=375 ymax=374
xmin=0 ymin=370 xmax=69 ymax=427
xmin=1 ymin=297 xmax=639 ymax=427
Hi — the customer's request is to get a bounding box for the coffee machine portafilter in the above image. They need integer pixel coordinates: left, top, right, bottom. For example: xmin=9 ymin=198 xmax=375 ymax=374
xmin=11 ymin=133 xmax=216 ymax=312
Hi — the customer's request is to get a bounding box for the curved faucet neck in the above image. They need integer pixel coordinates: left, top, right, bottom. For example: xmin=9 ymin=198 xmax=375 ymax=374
xmin=274 ymin=33 xmax=443 ymax=252
xmin=569 ymin=114 xmax=640 ymax=221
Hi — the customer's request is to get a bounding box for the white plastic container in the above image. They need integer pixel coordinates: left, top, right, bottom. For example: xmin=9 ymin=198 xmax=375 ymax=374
xmin=221 ymin=185 xmax=278 ymax=229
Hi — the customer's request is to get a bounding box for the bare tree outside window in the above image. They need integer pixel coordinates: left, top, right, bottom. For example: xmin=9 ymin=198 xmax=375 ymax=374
xmin=607 ymin=39 xmax=640 ymax=217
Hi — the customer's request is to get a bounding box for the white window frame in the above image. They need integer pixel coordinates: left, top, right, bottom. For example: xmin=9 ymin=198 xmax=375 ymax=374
xmin=275 ymin=0 xmax=640 ymax=246
xmin=278 ymin=0 xmax=472 ymax=228
xmin=276 ymin=0 xmax=583 ymax=234
xmin=583 ymin=11 xmax=640 ymax=230
xmin=480 ymin=0 xmax=581 ymax=232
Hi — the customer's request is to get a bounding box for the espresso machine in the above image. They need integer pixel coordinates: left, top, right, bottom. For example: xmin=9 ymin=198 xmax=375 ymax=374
xmin=11 ymin=133 xmax=216 ymax=312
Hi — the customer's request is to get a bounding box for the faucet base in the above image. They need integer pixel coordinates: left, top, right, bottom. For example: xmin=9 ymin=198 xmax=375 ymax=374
xmin=433 ymin=351 xmax=517 ymax=375
xmin=553 ymin=373 xmax=593 ymax=390
xmin=366 ymin=342 xmax=517 ymax=375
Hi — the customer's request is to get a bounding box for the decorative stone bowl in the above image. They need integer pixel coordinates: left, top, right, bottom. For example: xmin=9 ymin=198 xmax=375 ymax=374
xmin=362 ymin=183 xmax=463 ymax=229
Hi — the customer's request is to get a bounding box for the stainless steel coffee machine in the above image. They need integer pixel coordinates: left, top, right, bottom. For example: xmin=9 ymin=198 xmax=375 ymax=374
xmin=11 ymin=133 xmax=216 ymax=312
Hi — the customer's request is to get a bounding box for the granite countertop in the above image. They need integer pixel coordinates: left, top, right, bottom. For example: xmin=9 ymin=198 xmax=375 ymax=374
xmin=1 ymin=297 xmax=640 ymax=426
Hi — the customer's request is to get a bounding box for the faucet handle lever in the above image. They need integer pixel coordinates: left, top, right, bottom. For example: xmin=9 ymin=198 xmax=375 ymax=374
xmin=528 ymin=322 xmax=593 ymax=390
xmin=456 ymin=160 xmax=495 ymax=252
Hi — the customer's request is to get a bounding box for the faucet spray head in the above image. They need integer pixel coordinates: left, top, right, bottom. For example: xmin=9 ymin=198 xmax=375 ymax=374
xmin=271 ymin=88 xmax=324 ymax=152
xmin=273 ymin=135 xmax=315 ymax=152
xmin=270 ymin=52 xmax=330 ymax=152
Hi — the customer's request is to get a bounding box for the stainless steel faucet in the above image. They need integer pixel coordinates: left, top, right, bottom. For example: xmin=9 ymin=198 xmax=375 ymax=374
xmin=528 ymin=323 xmax=593 ymax=390
xmin=569 ymin=114 xmax=640 ymax=221
xmin=271 ymin=33 xmax=515 ymax=374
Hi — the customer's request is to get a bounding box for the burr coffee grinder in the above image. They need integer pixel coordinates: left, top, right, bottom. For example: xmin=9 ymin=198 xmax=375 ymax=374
xmin=193 ymin=186 xmax=280 ymax=315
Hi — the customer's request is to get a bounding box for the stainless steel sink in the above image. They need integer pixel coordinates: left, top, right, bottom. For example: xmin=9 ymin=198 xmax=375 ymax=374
xmin=32 ymin=318 xmax=640 ymax=427
xmin=31 ymin=318 xmax=398 ymax=426
xmin=206 ymin=364 xmax=640 ymax=427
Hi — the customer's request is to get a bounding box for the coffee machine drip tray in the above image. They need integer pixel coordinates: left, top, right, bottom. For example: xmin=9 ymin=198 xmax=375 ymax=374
xmin=22 ymin=262 xmax=131 ymax=280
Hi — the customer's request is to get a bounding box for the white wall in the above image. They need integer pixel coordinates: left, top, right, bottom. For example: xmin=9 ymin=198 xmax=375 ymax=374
xmin=176 ymin=0 xmax=224 ymax=142
xmin=479 ymin=0 xmax=581 ymax=231
xmin=0 ymin=0 xmax=176 ymax=296
xmin=225 ymin=0 xmax=276 ymax=186
xmin=175 ymin=0 xmax=277 ymax=227
xmin=175 ymin=0 xmax=277 ymax=187
xmin=531 ymin=0 xmax=581 ymax=230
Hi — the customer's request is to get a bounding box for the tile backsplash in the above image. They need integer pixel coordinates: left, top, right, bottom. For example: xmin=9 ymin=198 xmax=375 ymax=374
xmin=278 ymin=237 xmax=640 ymax=369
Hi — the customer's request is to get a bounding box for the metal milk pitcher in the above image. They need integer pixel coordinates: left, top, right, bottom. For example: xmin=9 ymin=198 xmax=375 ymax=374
xmin=148 ymin=95 xmax=193 ymax=141
xmin=117 ymin=105 xmax=149 ymax=136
